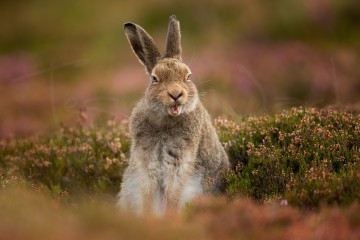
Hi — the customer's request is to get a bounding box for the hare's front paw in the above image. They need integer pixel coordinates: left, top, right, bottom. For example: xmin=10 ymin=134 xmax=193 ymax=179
xmin=167 ymin=148 xmax=179 ymax=160
xmin=163 ymin=147 xmax=181 ymax=165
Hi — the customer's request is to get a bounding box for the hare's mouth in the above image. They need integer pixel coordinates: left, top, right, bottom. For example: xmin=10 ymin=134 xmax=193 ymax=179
xmin=168 ymin=103 xmax=182 ymax=116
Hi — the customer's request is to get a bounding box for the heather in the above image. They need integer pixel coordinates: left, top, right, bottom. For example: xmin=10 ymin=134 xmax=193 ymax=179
xmin=1 ymin=119 xmax=130 ymax=200
xmin=217 ymin=107 xmax=360 ymax=209
xmin=1 ymin=107 xmax=359 ymax=208
xmin=1 ymin=0 xmax=360 ymax=237
xmin=1 ymin=107 xmax=360 ymax=239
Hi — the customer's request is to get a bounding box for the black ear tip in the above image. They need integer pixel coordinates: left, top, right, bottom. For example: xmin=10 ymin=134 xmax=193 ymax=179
xmin=169 ymin=15 xmax=177 ymax=21
xmin=124 ymin=22 xmax=136 ymax=31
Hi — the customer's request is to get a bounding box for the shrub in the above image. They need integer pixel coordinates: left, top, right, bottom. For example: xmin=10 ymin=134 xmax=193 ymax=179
xmin=1 ymin=107 xmax=359 ymax=208
xmin=0 ymin=119 xmax=130 ymax=199
xmin=216 ymin=107 xmax=360 ymax=209
xmin=186 ymin=197 xmax=360 ymax=240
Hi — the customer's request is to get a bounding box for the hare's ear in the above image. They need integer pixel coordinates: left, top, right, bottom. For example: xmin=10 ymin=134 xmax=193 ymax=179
xmin=124 ymin=23 xmax=161 ymax=74
xmin=164 ymin=15 xmax=182 ymax=60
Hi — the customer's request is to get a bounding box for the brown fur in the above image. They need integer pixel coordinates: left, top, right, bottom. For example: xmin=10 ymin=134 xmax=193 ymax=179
xmin=117 ymin=15 xmax=229 ymax=215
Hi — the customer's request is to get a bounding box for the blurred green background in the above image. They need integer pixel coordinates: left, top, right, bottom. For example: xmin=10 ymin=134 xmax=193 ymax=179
xmin=1 ymin=0 xmax=360 ymax=137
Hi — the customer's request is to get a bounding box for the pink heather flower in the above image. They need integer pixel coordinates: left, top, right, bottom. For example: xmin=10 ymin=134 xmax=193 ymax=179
xmin=280 ymin=199 xmax=288 ymax=206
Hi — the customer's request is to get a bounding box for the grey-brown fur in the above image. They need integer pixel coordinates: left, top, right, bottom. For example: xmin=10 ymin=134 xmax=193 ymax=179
xmin=117 ymin=15 xmax=229 ymax=215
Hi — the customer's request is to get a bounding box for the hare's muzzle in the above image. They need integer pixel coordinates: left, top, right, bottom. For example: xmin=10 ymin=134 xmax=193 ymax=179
xmin=169 ymin=103 xmax=182 ymax=116
xmin=167 ymin=84 xmax=184 ymax=101
xmin=168 ymin=92 xmax=183 ymax=102
xmin=166 ymin=84 xmax=186 ymax=116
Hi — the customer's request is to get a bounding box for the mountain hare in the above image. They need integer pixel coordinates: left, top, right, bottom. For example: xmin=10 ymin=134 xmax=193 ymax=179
xmin=117 ymin=15 xmax=229 ymax=215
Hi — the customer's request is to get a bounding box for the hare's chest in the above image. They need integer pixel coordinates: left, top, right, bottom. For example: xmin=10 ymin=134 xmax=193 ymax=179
xmin=137 ymin=132 xmax=192 ymax=168
xmin=161 ymin=136 xmax=190 ymax=163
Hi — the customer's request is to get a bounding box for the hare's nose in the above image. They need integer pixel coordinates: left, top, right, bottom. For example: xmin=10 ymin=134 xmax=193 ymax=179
xmin=168 ymin=85 xmax=183 ymax=101
xmin=168 ymin=92 xmax=183 ymax=101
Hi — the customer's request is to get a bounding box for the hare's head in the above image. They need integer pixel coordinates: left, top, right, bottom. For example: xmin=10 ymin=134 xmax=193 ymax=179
xmin=124 ymin=15 xmax=198 ymax=117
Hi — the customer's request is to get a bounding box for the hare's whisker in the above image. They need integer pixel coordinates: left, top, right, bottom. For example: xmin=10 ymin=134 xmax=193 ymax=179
xmin=196 ymin=80 xmax=211 ymax=86
xmin=187 ymin=48 xmax=196 ymax=68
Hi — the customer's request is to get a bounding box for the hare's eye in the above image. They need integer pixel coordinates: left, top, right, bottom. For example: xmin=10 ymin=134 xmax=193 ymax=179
xmin=151 ymin=76 xmax=158 ymax=85
xmin=186 ymin=73 xmax=192 ymax=82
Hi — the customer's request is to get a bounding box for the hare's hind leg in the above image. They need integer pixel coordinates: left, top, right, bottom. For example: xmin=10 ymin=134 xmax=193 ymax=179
xmin=141 ymin=185 xmax=155 ymax=215
xmin=117 ymin=168 xmax=162 ymax=216
xmin=164 ymin=171 xmax=201 ymax=211
xmin=117 ymin=168 xmax=143 ymax=215
xmin=142 ymin=174 xmax=166 ymax=216
xmin=163 ymin=151 xmax=201 ymax=211
xmin=179 ymin=173 xmax=203 ymax=208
